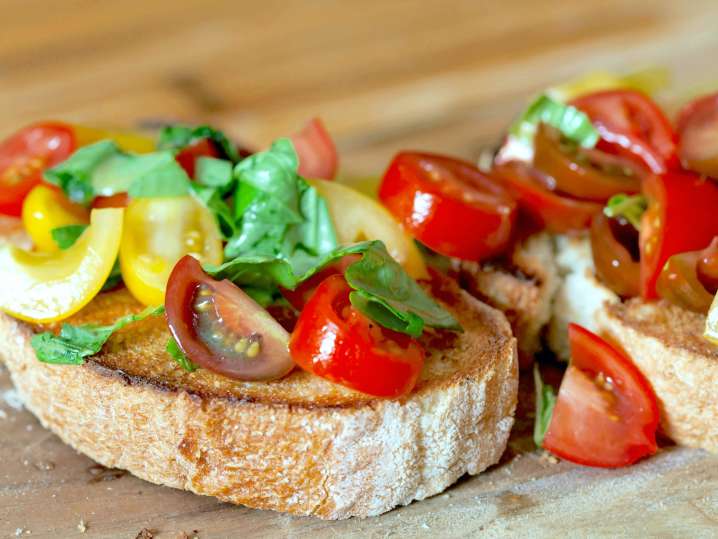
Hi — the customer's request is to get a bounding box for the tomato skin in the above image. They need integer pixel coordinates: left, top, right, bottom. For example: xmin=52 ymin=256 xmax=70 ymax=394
xmin=676 ymin=92 xmax=718 ymax=178
xmin=21 ymin=184 xmax=90 ymax=252
xmin=289 ymin=274 xmax=425 ymax=398
xmin=379 ymin=152 xmax=517 ymax=261
xmin=590 ymin=213 xmax=640 ymax=298
xmin=543 ymin=324 xmax=659 ymax=468
xmin=0 ymin=123 xmax=76 ymax=216
xmin=571 ymin=90 xmax=677 ymax=174
xmin=290 ymin=118 xmax=338 ymax=180
xmin=175 ymin=138 xmax=221 ymax=178
xmin=640 ymin=171 xmax=718 ymax=299
xmin=492 ymin=162 xmax=602 ymax=233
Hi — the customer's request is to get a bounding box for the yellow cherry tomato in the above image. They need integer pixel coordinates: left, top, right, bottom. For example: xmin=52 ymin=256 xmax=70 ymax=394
xmin=120 ymin=196 xmax=223 ymax=306
xmin=308 ymin=178 xmax=428 ymax=280
xmin=73 ymin=125 xmax=156 ymax=153
xmin=22 ymin=185 xmax=90 ymax=252
xmin=0 ymin=208 xmax=123 ymax=323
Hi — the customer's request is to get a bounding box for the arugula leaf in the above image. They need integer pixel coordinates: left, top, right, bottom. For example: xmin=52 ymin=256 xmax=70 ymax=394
xmin=604 ymin=193 xmax=647 ymax=230
xmin=196 ymin=156 xmax=234 ymax=192
xmin=158 ymin=125 xmax=240 ymax=163
xmin=499 ymin=95 xmax=599 ymax=163
xmin=166 ymin=338 xmax=198 ymax=372
xmin=44 ymin=141 xmax=191 ymax=204
xmin=51 ymin=224 xmax=88 ymax=250
xmin=533 ymin=364 xmax=558 ymax=448
xmin=31 ymin=305 xmax=164 ymax=365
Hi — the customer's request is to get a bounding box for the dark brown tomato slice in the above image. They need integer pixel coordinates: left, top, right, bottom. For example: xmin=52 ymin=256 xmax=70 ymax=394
xmin=165 ymin=255 xmax=294 ymax=381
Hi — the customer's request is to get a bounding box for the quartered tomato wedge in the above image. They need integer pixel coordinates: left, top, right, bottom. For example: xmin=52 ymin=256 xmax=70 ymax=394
xmin=0 ymin=123 xmax=76 ymax=216
xmin=289 ymin=274 xmax=425 ymax=398
xmin=22 ymin=184 xmax=89 ymax=252
xmin=571 ymin=90 xmax=677 ymax=174
xmin=166 ymin=255 xmax=294 ymax=381
xmin=492 ymin=161 xmax=601 ymax=233
xmin=590 ymin=212 xmax=640 ymax=298
xmin=543 ymin=324 xmax=659 ymax=468
xmin=0 ymin=208 xmax=123 ymax=323
xmin=640 ymin=171 xmax=718 ymax=299
xmin=379 ymin=152 xmax=517 ymax=261
xmin=290 ymin=118 xmax=338 ymax=180
xmin=676 ymin=92 xmax=718 ymax=178
xmin=120 ymin=196 xmax=223 ymax=306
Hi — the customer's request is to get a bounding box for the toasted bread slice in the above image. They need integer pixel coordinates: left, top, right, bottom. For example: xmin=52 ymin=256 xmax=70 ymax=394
xmin=0 ymin=276 xmax=517 ymax=519
xmin=598 ymin=300 xmax=718 ymax=453
xmin=455 ymin=232 xmax=559 ymax=366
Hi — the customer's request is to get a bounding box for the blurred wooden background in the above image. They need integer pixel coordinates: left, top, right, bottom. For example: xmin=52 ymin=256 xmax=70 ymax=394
xmin=2 ymin=1 xmax=718 ymax=537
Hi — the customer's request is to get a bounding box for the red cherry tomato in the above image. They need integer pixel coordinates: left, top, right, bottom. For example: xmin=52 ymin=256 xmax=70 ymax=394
xmin=379 ymin=152 xmax=517 ymax=261
xmin=175 ymin=138 xmax=221 ymax=178
xmin=92 ymin=193 xmax=129 ymax=209
xmin=676 ymin=92 xmax=718 ymax=178
xmin=289 ymin=274 xmax=425 ymax=398
xmin=280 ymin=254 xmax=360 ymax=311
xmin=571 ymin=90 xmax=677 ymax=174
xmin=543 ymin=324 xmax=659 ymax=468
xmin=590 ymin=212 xmax=641 ymax=298
xmin=640 ymin=171 xmax=718 ymax=299
xmin=165 ymin=255 xmax=294 ymax=381
xmin=0 ymin=122 xmax=76 ymax=216
xmin=289 ymin=117 xmax=338 ymax=180
xmin=492 ymin=161 xmax=601 ymax=233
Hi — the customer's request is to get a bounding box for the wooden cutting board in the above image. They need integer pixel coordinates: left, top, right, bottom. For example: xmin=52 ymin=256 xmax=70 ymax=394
xmin=1 ymin=1 xmax=718 ymax=537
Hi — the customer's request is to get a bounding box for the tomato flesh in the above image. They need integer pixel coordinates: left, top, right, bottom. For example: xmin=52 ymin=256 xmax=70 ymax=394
xmin=571 ymin=90 xmax=677 ymax=174
xmin=380 ymin=152 xmax=517 ymax=261
xmin=290 ymin=118 xmax=338 ymax=180
xmin=676 ymin=92 xmax=718 ymax=178
xmin=289 ymin=274 xmax=425 ymax=398
xmin=165 ymin=255 xmax=294 ymax=381
xmin=543 ymin=324 xmax=659 ymax=468
xmin=640 ymin=171 xmax=718 ymax=299
xmin=0 ymin=123 xmax=76 ymax=216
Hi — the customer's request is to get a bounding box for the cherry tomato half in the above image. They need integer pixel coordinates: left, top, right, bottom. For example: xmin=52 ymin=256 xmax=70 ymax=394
xmin=640 ymin=171 xmax=718 ymax=299
xmin=289 ymin=274 xmax=425 ymax=398
xmin=380 ymin=152 xmax=517 ymax=261
xmin=676 ymin=92 xmax=718 ymax=178
xmin=290 ymin=118 xmax=338 ymax=180
xmin=571 ymin=90 xmax=677 ymax=174
xmin=590 ymin=212 xmax=640 ymax=298
xmin=165 ymin=255 xmax=294 ymax=381
xmin=0 ymin=123 xmax=76 ymax=216
xmin=543 ymin=324 xmax=659 ymax=468
xmin=492 ymin=161 xmax=602 ymax=233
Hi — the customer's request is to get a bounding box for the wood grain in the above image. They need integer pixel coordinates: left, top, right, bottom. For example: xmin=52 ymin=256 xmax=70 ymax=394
xmin=1 ymin=1 xmax=718 ymax=537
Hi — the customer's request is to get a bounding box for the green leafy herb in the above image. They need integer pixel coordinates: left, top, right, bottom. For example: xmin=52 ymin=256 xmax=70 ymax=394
xmin=158 ymin=124 xmax=240 ymax=163
xmin=501 ymin=94 xmax=600 ymax=162
xmin=101 ymin=259 xmax=123 ymax=292
xmin=207 ymin=241 xmax=461 ymax=337
xmin=604 ymin=193 xmax=647 ymax=230
xmin=31 ymin=305 xmax=164 ymax=365
xmin=190 ymin=183 xmax=237 ymax=240
xmin=533 ymin=364 xmax=557 ymax=448
xmin=196 ymin=156 xmax=234 ymax=192
xmin=51 ymin=224 xmax=88 ymax=250
xmin=166 ymin=338 xmax=198 ymax=372
xmin=44 ymin=141 xmax=191 ymax=205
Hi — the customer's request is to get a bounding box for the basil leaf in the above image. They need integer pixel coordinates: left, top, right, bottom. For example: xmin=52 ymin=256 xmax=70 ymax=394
xmin=125 ymin=154 xmax=190 ymax=198
xmin=101 ymin=259 xmax=123 ymax=292
xmin=533 ymin=364 xmax=557 ymax=448
xmin=166 ymin=338 xmax=197 ymax=372
xmin=196 ymin=156 xmax=234 ymax=192
xmin=604 ymin=193 xmax=647 ymax=230
xmin=158 ymin=125 xmax=239 ymax=163
xmin=31 ymin=305 xmax=164 ymax=365
xmin=51 ymin=224 xmax=88 ymax=250
xmin=190 ymin=183 xmax=237 ymax=240
xmin=44 ymin=141 xmax=118 ymax=205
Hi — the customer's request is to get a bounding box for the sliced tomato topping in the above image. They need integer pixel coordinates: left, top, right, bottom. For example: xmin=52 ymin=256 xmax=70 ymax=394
xmin=289 ymin=274 xmax=425 ymax=398
xmin=590 ymin=212 xmax=640 ymax=297
xmin=492 ymin=161 xmax=601 ymax=233
xmin=165 ymin=255 xmax=294 ymax=381
xmin=175 ymin=138 xmax=221 ymax=178
xmin=533 ymin=124 xmax=641 ymax=201
xmin=676 ymin=92 xmax=718 ymax=178
xmin=640 ymin=171 xmax=718 ymax=299
xmin=0 ymin=122 xmax=76 ymax=216
xmin=655 ymin=238 xmax=718 ymax=313
xmin=543 ymin=324 xmax=659 ymax=468
xmin=571 ymin=90 xmax=677 ymax=174
xmin=379 ymin=152 xmax=517 ymax=261
xmin=290 ymin=118 xmax=338 ymax=180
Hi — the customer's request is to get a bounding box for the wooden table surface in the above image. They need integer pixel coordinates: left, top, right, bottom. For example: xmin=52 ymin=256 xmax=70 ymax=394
xmin=2 ymin=1 xmax=718 ymax=537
